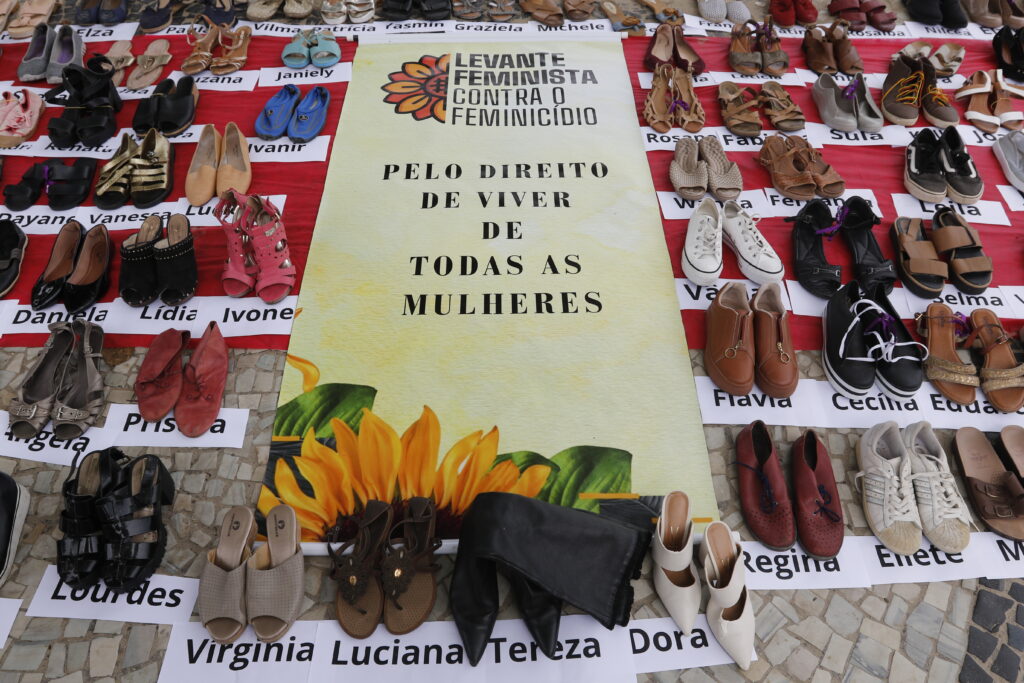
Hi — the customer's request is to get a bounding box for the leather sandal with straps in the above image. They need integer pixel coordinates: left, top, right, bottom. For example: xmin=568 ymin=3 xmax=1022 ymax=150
xmin=95 ymin=133 xmax=138 ymax=210
xmin=789 ymin=136 xmax=845 ymax=198
xmin=330 ymin=500 xmax=393 ymax=639
xmin=956 ymin=70 xmax=1000 ymax=134
xmin=827 ymin=0 xmax=865 ymax=30
xmin=759 ymin=81 xmax=804 ymax=131
xmin=53 ymin=319 xmax=105 ymax=440
xmin=954 ymin=427 xmax=1024 ymax=540
xmin=519 ymin=0 xmax=563 ymax=25
xmin=182 ymin=18 xmax=220 ymax=76
xmin=643 ymin=63 xmax=674 ymax=134
xmin=670 ymin=68 xmax=705 ymax=133
xmin=215 ymin=190 xmax=259 ymax=298
xmin=728 ymin=21 xmax=762 ymax=76
xmin=211 ymin=25 xmax=251 ymax=76
xmin=244 ymin=194 xmax=295 ymax=304
xmin=9 ymin=321 xmax=75 ymax=439
xmin=964 ymin=309 xmax=1024 ymax=413
xmin=130 ymin=129 xmax=175 ymax=210
xmin=718 ymin=81 xmax=761 ymax=137
xmin=564 ymin=0 xmax=596 ymax=20
xmin=758 ymin=133 xmax=816 ymax=200
xmin=757 ymin=19 xmax=789 ymax=76
xmin=381 ymin=498 xmax=442 ymax=635
xmin=915 ymin=303 xmax=978 ymax=406
xmin=930 ymin=207 xmax=992 ymax=294
xmin=890 ymin=216 xmax=948 ymax=298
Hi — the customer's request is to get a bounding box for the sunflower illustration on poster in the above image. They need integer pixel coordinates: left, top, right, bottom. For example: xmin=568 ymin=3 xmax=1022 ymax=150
xmin=380 ymin=54 xmax=449 ymax=123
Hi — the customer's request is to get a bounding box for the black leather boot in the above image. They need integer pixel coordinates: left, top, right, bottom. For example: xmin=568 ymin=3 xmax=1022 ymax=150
xmin=450 ymin=493 xmax=651 ymax=666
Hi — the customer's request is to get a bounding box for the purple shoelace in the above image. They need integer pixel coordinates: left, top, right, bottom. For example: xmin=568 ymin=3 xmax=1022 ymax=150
xmin=816 ymin=205 xmax=849 ymax=241
xmin=668 ymin=99 xmax=689 ymax=113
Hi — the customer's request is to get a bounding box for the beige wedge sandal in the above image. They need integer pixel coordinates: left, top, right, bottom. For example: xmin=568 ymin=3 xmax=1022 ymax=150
xmin=199 ymin=506 xmax=258 ymax=644
xmin=247 ymin=504 xmax=304 ymax=643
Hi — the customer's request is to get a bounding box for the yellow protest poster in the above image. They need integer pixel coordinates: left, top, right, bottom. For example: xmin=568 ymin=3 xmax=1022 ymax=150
xmin=262 ymin=37 xmax=714 ymax=540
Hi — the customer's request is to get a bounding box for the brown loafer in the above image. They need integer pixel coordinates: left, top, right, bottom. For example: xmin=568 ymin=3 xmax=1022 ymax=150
xmin=706 ymin=282 xmax=754 ymax=396
xmin=751 ymin=282 xmax=797 ymax=398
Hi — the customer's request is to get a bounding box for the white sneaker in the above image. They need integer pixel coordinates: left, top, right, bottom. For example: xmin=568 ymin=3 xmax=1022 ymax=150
xmin=651 ymin=491 xmax=701 ymax=635
xmin=856 ymin=421 xmax=922 ymax=555
xmin=903 ymin=421 xmax=972 ymax=553
xmin=699 ymin=521 xmax=754 ymax=671
xmin=721 ymin=201 xmax=784 ymax=285
xmin=682 ymin=197 xmax=722 ymax=285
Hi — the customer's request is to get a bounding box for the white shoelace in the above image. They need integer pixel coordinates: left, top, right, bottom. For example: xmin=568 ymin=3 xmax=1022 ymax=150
xmin=911 ymin=455 xmax=973 ymax=526
xmin=734 ymin=213 xmax=772 ymax=258
xmin=694 ymin=215 xmax=720 ymax=258
xmin=856 ymin=465 xmax=917 ymax=527
xmin=839 ymin=298 xmax=930 ymax=364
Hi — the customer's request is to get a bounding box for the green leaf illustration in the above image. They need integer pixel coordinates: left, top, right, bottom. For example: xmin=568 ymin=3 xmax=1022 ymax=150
xmin=537 ymin=446 xmax=632 ymax=512
xmin=494 ymin=451 xmax=560 ymax=476
xmin=273 ymin=383 xmax=377 ymax=439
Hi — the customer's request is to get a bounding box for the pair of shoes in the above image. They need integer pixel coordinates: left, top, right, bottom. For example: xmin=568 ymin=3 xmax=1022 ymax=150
xmin=136 ymin=321 xmax=228 ymax=434
xmin=954 ymin=426 xmax=1024 ymax=540
xmin=759 ymin=134 xmax=845 ymax=200
xmin=770 ymin=0 xmax=816 ymax=26
xmin=813 ymin=73 xmax=882 ymax=132
xmin=670 ymin=136 xmax=742 ymax=201
xmin=787 ymin=197 xmax=894 ymax=298
xmin=728 ymin=20 xmax=789 ymax=77
xmin=0 ymin=89 xmax=45 ymax=148
xmin=9 ymin=319 xmax=105 ymax=439
xmin=644 ymin=23 xmax=706 ymax=73
xmin=185 ymin=123 xmax=251 ymax=206
xmin=735 ymin=422 xmax=844 ymax=556
xmin=57 ymin=449 xmax=174 ymax=592
xmin=699 ymin=0 xmax=750 ymax=22
xmin=95 ymin=131 xmax=175 ymax=209
xmin=119 ymin=214 xmax=198 ymax=307
xmin=823 ymin=281 xmax=926 ymax=399
xmin=281 ymin=29 xmax=341 ymax=68
xmin=201 ymin=0 xmax=237 ymax=25
xmin=684 ymin=200 xmax=783 ymax=286
xmin=719 ymin=81 xmax=804 ymax=136
xmin=32 ymin=221 xmax=111 ymax=314
xmin=322 ymin=0 xmax=376 ymax=22
xmin=80 ymin=0 xmax=126 ymax=24
xmin=881 ymin=54 xmax=958 ymax=127
xmin=183 ymin=20 xmax=251 ymax=75
xmin=140 ymin=0 xmax=175 ymax=31
xmin=827 ymin=0 xmax=895 ymax=30
xmin=903 ymin=41 xmax=965 ymax=78
xmin=0 ymin=221 xmax=27 ymax=298
xmin=994 ymin=26 xmax=1024 ymax=82
xmin=803 ymin=22 xmax=863 ymax=74
xmin=44 ymin=56 xmax=122 ymax=149
xmin=904 ymin=128 xmax=982 ymax=204
xmin=892 ymin=207 xmax=992 ymax=297
xmin=600 ymin=0 xmax=644 ymax=32
xmin=199 ymin=505 xmax=303 ymax=643
xmin=102 ymin=40 xmax=134 ymax=88
xmin=255 ymin=85 xmax=331 ymax=142
xmin=125 ymin=39 xmax=172 ymax=90
xmin=132 ymin=77 xmax=199 ymax=138
xmin=644 ymin=64 xmax=705 ymax=133
xmin=907 ymin=0 xmax=967 ymax=26
xmin=5 ymin=0 xmax=58 ymax=39
xmin=0 ymin=471 xmax=29 ymax=590
xmin=18 ymin=25 xmax=82 ymax=84
xmin=5 ymin=159 xmax=97 ymax=211
xmin=858 ymin=421 xmax=971 ymax=555
xmin=651 ymin=504 xmax=754 ymax=670
xmin=215 ymin=192 xmax=295 ymax=303
xmin=329 ymin=498 xmax=441 ymax=638
xmin=956 ymin=70 xmax=1024 ymax=135
xmin=706 ymin=282 xmax=796 ymax=397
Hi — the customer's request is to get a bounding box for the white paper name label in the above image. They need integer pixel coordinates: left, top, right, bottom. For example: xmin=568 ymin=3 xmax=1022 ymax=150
xmin=258 ymin=64 xmax=352 ymax=87
xmin=247 ymin=136 xmax=331 ymax=163
xmin=629 ymin=616 xmax=753 ymax=674
xmin=657 ymin=190 xmax=772 ymax=221
xmin=165 ymin=70 xmax=260 ymax=92
xmin=741 ymin=541 xmax=871 ymax=589
xmin=675 ymin=279 xmax=792 ymax=312
xmin=27 ymin=565 xmax=198 ymax=624
xmin=761 ymin=188 xmax=882 ymax=218
xmin=0 ymin=599 xmax=20 ymax=648
xmin=890 ymin=193 xmax=1011 ymax=226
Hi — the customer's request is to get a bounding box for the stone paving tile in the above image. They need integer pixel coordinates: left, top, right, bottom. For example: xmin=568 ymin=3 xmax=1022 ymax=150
xmin=964 ymin=577 xmax=1024 ymax=683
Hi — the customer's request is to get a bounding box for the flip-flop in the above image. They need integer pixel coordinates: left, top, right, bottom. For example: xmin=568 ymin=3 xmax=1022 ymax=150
xmin=104 ymin=41 xmax=134 ymax=88
xmin=600 ymin=0 xmax=643 ymax=33
xmin=126 ymin=39 xmax=171 ymax=91
xmin=639 ymin=0 xmax=684 ymax=24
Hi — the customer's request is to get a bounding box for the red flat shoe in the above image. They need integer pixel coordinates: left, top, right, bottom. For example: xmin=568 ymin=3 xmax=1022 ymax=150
xmin=794 ymin=0 xmax=818 ymax=23
xmin=735 ymin=420 xmax=797 ymax=551
xmin=135 ymin=328 xmax=190 ymax=422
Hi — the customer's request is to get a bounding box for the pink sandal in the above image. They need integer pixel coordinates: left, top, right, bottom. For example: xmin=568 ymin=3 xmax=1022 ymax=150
xmin=245 ymin=195 xmax=295 ymax=304
xmin=214 ymin=190 xmax=258 ymax=298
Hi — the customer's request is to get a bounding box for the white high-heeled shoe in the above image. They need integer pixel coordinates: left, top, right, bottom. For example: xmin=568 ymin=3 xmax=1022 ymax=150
xmin=651 ymin=491 xmax=702 ymax=635
xmin=699 ymin=521 xmax=755 ymax=671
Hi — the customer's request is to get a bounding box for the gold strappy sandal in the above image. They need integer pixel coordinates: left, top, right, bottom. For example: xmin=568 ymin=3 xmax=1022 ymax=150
xmin=182 ymin=17 xmax=220 ymax=76
xmin=211 ymin=25 xmax=252 ymax=76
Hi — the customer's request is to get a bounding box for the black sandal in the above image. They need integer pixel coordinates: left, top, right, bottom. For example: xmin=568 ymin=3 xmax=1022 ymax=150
xmin=154 ymin=214 xmax=197 ymax=306
xmin=380 ymin=0 xmax=414 ymax=20
xmin=839 ymin=196 xmax=896 ymax=295
xmin=157 ymin=77 xmax=199 ymax=137
xmin=418 ymin=0 xmax=452 ymax=19
xmin=46 ymin=159 xmax=98 ymax=212
xmin=97 ymin=453 xmax=175 ymax=594
xmin=57 ymin=448 xmax=130 ymax=589
xmin=785 ymin=199 xmax=841 ymax=300
xmin=45 ymin=57 xmax=122 ymax=149
xmin=132 ymin=79 xmax=174 ymax=137
xmin=3 ymin=163 xmax=47 ymax=211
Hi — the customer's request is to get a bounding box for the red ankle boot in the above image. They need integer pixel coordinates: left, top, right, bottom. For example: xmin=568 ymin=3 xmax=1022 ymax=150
xmin=136 ymin=328 xmax=191 ymax=422
xmin=175 ymin=321 xmax=228 ymax=438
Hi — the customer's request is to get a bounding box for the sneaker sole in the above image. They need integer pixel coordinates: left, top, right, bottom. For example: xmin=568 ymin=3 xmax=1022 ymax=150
xmin=722 ymin=230 xmax=783 ymax=286
xmin=993 ymin=140 xmax=1024 ymax=193
xmin=821 ymin=313 xmax=871 ymax=399
xmin=0 ymin=484 xmax=29 ymax=588
xmin=946 ymin=185 xmax=983 ymax=205
xmin=874 ymin=370 xmax=918 ymax=401
xmin=882 ymin=104 xmax=919 ymax=127
xmin=903 ymin=168 xmax=947 ymax=204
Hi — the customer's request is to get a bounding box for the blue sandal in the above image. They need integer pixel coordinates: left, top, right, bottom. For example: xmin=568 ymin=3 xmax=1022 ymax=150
xmin=281 ymin=29 xmax=314 ymax=69
xmin=255 ymin=84 xmax=301 ymax=140
xmin=310 ymin=31 xmax=342 ymax=68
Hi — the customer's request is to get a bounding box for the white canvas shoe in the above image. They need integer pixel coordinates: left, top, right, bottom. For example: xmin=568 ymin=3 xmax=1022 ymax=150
xmin=721 ymin=200 xmax=784 ymax=285
xmin=651 ymin=491 xmax=701 ymax=635
xmin=699 ymin=521 xmax=754 ymax=671
xmin=903 ymin=421 xmax=972 ymax=553
xmin=856 ymin=421 xmax=922 ymax=556
xmin=682 ymin=197 xmax=723 ymax=286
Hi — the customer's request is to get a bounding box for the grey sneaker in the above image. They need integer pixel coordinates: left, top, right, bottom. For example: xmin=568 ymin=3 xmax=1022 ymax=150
xmin=856 ymin=422 xmax=922 ymax=556
xmin=881 ymin=54 xmax=922 ymax=126
xmin=902 ymin=421 xmax=972 ymax=554
xmin=16 ymin=24 xmax=55 ymax=83
xmin=812 ymin=73 xmax=857 ymax=132
xmin=921 ymin=59 xmax=959 ymax=128
xmin=904 ymin=128 xmax=947 ymax=203
xmin=938 ymin=126 xmax=983 ymax=204
xmin=45 ymin=25 xmax=84 ymax=86
xmin=994 ymin=130 xmax=1024 ymax=192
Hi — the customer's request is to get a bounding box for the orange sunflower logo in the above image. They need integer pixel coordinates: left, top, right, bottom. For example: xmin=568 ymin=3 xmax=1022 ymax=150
xmin=381 ymin=54 xmax=449 ymax=123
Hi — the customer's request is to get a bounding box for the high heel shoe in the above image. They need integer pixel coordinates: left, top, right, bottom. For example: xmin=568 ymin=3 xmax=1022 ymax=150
xmin=699 ymin=521 xmax=755 ymax=671
xmin=32 ymin=219 xmax=85 ymax=310
xmin=215 ymin=190 xmax=258 ymax=298
xmin=153 ymin=214 xmax=198 ymax=306
xmin=53 ymin=319 xmax=105 ymax=440
xmin=211 ymin=26 xmax=251 ymax=76
xmin=839 ymin=196 xmax=896 ymax=294
xmin=8 ymin=321 xmax=75 ymax=438
xmin=245 ymin=195 xmax=295 ymax=304
xmin=44 ymin=56 xmax=121 ymax=149
xmin=651 ymin=491 xmax=701 ymax=635
xmin=182 ymin=17 xmax=220 ymax=76
xmin=63 ymin=223 xmax=111 ymax=315
xmin=119 ymin=214 xmax=163 ymax=306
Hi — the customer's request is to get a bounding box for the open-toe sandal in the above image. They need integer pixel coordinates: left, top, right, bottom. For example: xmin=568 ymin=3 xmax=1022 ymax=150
xmin=127 ymin=39 xmax=171 ymax=90
xmin=564 ymin=0 xmax=596 ymax=19
xmin=700 ymin=135 xmax=742 ymax=200
xmin=215 ymin=190 xmax=258 ymax=297
xmin=929 ymin=43 xmax=964 ymax=79
xmin=181 ymin=19 xmax=219 ymax=76
xmin=930 ymin=207 xmax=993 ymax=294
xmin=453 ymin=0 xmax=485 ymax=19
xmin=380 ymin=0 xmax=414 ymax=19
xmin=670 ymin=68 xmax=705 ymax=132
xmin=104 ymin=41 xmax=134 ymax=88
xmin=519 ymin=0 xmax=563 ymax=24
xmin=95 ymin=133 xmax=138 ymax=210
xmin=758 ymin=134 xmax=816 ymax=200
xmin=757 ymin=19 xmax=789 ymax=77
xmin=330 ymin=500 xmax=393 ymax=639
xmin=839 ymin=195 xmax=894 ymax=292
xmin=965 ymin=309 xmax=1024 ymax=413
xmin=953 ymin=427 xmax=1024 ymax=540
xmin=640 ymin=0 xmax=683 ymax=23
xmin=246 ymin=195 xmax=295 ymax=304
xmin=382 ymin=498 xmax=442 ymax=635
xmin=789 ymin=136 xmax=845 ymax=198
xmin=784 ymin=199 xmax=841 ymax=298
xmin=487 ymin=0 xmax=516 ymax=20
xmin=211 ymin=26 xmax=251 ymax=76
xmin=826 ymin=19 xmax=863 ymax=74
xmin=600 ymin=0 xmax=643 ymax=32
xmin=199 ymin=506 xmax=257 ymax=644
xmin=418 ymin=0 xmax=452 ymax=20
xmin=47 ymin=159 xmax=98 ymax=211
xmin=131 ymin=130 xmax=174 ymax=209
xmin=670 ymin=138 xmax=708 ymax=200
xmin=728 ymin=21 xmax=761 ymax=75
xmin=759 ymin=81 xmax=804 ymax=131
xmin=826 ymin=0 xmax=866 ymax=30
xmin=802 ymin=25 xmax=837 ymax=75
xmin=890 ymin=216 xmax=947 ymax=298
xmin=956 ymin=70 xmax=1000 ymax=134
xmin=718 ymin=81 xmax=762 ymax=136
xmin=644 ymin=63 xmax=675 ymax=133
xmin=916 ymin=302 xmax=977 ymax=406
xmin=7 ymin=0 xmax=58 ymax=38
xmin=53 ymin=319 xmax=105 ymax=437
xmin=247 ymin=0 xmax=284 ymax=20
xmin=247 ymin=505 xmax=303 ymax=642
xmin=860 ymin=0 xmax=895 ymax=31
xmin=10 ymin=320 xmax=75 ymax=437
xmin=4 ymin=163 xmax=47 ymax=211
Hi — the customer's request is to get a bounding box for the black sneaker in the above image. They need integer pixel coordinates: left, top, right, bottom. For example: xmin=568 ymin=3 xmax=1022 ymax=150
xmin=860 ymin=284 xmax=926 ymax=399
xmin=0 ymin=472 xmax=29 ymax=589
xmin=939 ymin=126 xmax=984 ymax=204
xmin=785 ymin=199 xmax=841 ymax=300
xmin=840 ymin=196 xmax=896 ymax=295
xmin=905 ymin=128 xmax=947 ymax=204
xmin=823 ymin=282 xmax=875 ymax=399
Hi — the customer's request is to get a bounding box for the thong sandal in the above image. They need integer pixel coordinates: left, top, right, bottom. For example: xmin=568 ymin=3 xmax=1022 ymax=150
xmin=330 ymin=500 xmax=393 ymax=639
xmin=915 ymin=303 xmax=977 ymax=406
xmin=564 ymin=0 xmax=596 ymax=19
xmin=930 ymin=207 xmax=993 ymax=294
xmin=600 ymin=0 xmax=643 ymax=32
xmin=639 ymin=0 xmax=683 ymax=24
xmin=520 ymin=0 xmax=563 ymax=24
xmin=758 ymin=134 xmax=816 ymax=201
xmin=759 ymin=81 xmax=804 ymax=131
xmin=860 ymin=0 xmax=895 ymax=31
xmin=199 ymin=506 xmax=257 ymax=644
xmin=247 ymin=505 xmax=303 ymax=642
xmin=789 ymin=136 xmax=845 ymax=198
xmin=127 ymin=39 xmax=171 ymax=90
xmin=929 ymin=43 xmax=965 ymax=79
xmin=890 ymin=216 xmax=948 ymax=298
xmin=718 ymin=81 xmax=762 ymax=137
xmin=827 ymin=0 xmax=865 ymax=30
xmin=382 ymin=498 xmax=442 ymax=635
xmin=965 ymin=309 xmax=1024 ymax=413
xmin=104 ymin=41 xmax=134 ymax=89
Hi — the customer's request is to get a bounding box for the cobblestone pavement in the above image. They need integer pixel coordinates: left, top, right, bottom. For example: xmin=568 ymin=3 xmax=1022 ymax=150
xmin=0 ymin=345 xmax=991 ymax=681
xmin=961 ymin=579 xmax=1024 ymax=683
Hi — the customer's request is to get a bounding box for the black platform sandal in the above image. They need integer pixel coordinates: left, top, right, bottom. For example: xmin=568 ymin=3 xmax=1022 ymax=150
xmin=3 ymin=163 xmax=47 ymax=211
xmin=839 ymin=196 xmax=896 ymax=295
xmin=380 ymin=0 xmax=414 ymax=20
xmin=157 ymin=77 xmax=199 ymax=137
xmin=46 ymin=57 xmax=122 ymax=149
xmin=97 ymin=453 xmax=175 ymax=594
xmin=154 ymin=214 xmax=198 ymax=306
xmin=132 ymin=79 xmax=174 ymax=137
xmin=418 ymin=0 xmax=452 ymax=19
xmin=785 ymin=199 xmax=841 ymax=300
xmin=46 ymin=159 xmax=98 ymax=211
xmin=57 ymin=448 xmax=130 ymax=589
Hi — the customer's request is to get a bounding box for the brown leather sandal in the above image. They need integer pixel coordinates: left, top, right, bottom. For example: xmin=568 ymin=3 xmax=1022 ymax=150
xmin=182 ymin=18 xmax=220 ymax=76
xmin=644 ymin=64 xmax=675 ymax=133
xmin=915 ymin=303 xmax=977 ymax=406
xmin=890 ymin=216 xmax=948 ymax=298
xmin=330 ymin=500 xmax=394 ymax=639
xmin=728 ymin=21 xmax=761 ymax=76
xmin=758 ymin=134 xmax=816 ymax=200
xmin=718 ymin=81 xmax=762 ymax=136
xmin=825 ymin=20 xmax=864 ymax=75
xmin=953 ymin=427 xmax=1024 ymax=540
xmin=519 ymin=0 xmax=563 ymax=24
xmin=564 ymin=0 xmax=596 ymax=19
xmin=788 ymin=136 xmax=845 ymax=198
xmin=381 ymin=498 xmax=442 ymax=635
xmin=640 ymin=0 xmax=684 ymax=24
xmin=964 ymin=309 xmax=1024 ymax=413
xmin=930 ymin=208 xmax=993 ymax=294
xmin=671 ymin=68 xmax=705 ymax=133
xmin=759 ymin=81 xmax=804 ymax=132
xmin=802 ymin=26 xmax=837 ymax=75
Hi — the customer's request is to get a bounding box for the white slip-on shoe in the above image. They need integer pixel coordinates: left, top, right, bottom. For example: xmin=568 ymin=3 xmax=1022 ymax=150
xmin=699 ymin=521 xmax=754 ymax=671
xmin=721 ymin=200 xmax=784 ymax=285
xmin=903 ymin=421 xmax=972 ymax=553
xmin=856 ymin=422 xmax=923 ymax=556
xmin=651 ymin=491 xmax=701 ymax=635
xmin=682 ymin=197 xmax=723 ymax=285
